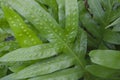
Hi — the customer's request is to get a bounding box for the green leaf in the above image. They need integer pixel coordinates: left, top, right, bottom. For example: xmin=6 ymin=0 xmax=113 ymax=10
xmin=0 ymin=74 xmax=28 ymax=80
xmin=112 ymin=24 xmax=120 ymax=32
xmin=0 ymin=74 xmax=16 ymax=80
xmin=86 ymin=65 xmax=120 ymax=79
xmin=8 ymin=60 xmax=37 ymax=72
xmin=101 ymin=0 xmax=112 ymax=12
xmin=1 ymin=3 xmax=45 ymax=74
xmin=0 ymin=28 xmax=11 ymax=42
xmin=36 ymin=0 xmax=58 ymax=21
xmin=110 ymin=6 xmax=120 ymax=23
xmin=78 ymin=1 xmax=103 ymax=48
xmin=56 ymin=0 xmax=65 ymax=27
xmin=1 ymin=3 xmax=44 ymax=73
xmin=28 ymin=68 xmax=83 ymax=80
xmin=103 ymin=30 xmax=120 ymax=45
xmin=79 ymin=10 xmax=102 ymax=40
xmin=65 ymin=0 xmax=78 ymax=43
xmin=0 ymin=43 xmax=59 ymax=61
xmin=0 ymin=8 xmax=4 ymax=18
xmin=6 ymin=54 xmax=75 ymax=79
xmin=106 ymin=17 xmax=120 ymax=28
xmin=89 ymin=50 xmax=120 ymax=69
xmin=7 ymin=28 xmax=86 ymax=80
xmin=84 ymin=74 xmax=113 ymax=80
xmin=0 ymin=64 xmax=7 ymax=78
xmin=0 ymin=41 xmax=19 ymax=54
xmin=73 ymin=28 xmax=87 ymax=58
xmin=101 ymin=0 xmax=113 ymax=24
xmin=1 ymin=3 xmax=42 ymax=47
xmin=88 ymin=0 xmax=105 ymax=24
xmin=0 ymin=8 xmax=12 ymax=35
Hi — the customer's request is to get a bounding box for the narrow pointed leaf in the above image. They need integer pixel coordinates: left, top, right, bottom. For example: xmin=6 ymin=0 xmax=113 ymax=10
xmin=0 ymin=44 xmax=58 ymax=61
xmin=1 ymin=4 xmax=42 ymax=47
xmin=0 ymin=74 xmax=15 ymax=80
xmin=29 ymin=68 xmax=83 ymax=80
xmin=106 ymin=17 xmax=120 ymax=28
xmin=7 ymin=54 xmax=75 ymax=79
xmin=65 ymin=0 xmax=78 ymax=43
xmin=8 ymin=60 xmax=37 ymax=72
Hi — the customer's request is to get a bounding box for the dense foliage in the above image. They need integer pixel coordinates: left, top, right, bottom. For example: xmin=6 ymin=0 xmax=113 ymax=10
xmin=0 ymin=0 xmax=120 ymax=80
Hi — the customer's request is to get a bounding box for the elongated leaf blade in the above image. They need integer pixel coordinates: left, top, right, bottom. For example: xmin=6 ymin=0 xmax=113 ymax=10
xmin=5 ymin=54 xmax=75 ymax=79
xmin=65 ymin=0 xmax=78 ymax=43
xmin=29 ymin=68 xmax=83 ymax=80
xmin=89 ymin=50 xmax=120 ymax=69
xmin=106 ymin=17 xmax=120 ymax=28
xmin=1 ymin=3 xmax=42 ymax=47
xmin=86 ymin=65 xmax=120 ymax=79
xmin=103 ymin=30 xmax=120 ymax=45
xmin=112 ymin=24 xmax=120 ymax=32
xmin=0 ymin=74 xmax=15 ymax=80
xmin=73 ymin=28 xmax=87 ymax=58
xmin=0 ymin=44 xmax=58 ymax=61
xmin=8 ymin=60 xmax=37 ymax=72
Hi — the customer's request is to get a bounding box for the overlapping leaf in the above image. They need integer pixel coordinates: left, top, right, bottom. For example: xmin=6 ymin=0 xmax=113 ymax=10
xmin=0 ymin=0 xmax=120 ymax=80
xmin=2 ymin=0 xmax=85 ymax=69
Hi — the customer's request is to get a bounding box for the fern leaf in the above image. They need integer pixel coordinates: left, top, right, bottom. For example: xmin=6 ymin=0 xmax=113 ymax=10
xmin=0 ymin=43 xmax=58 ymax=61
